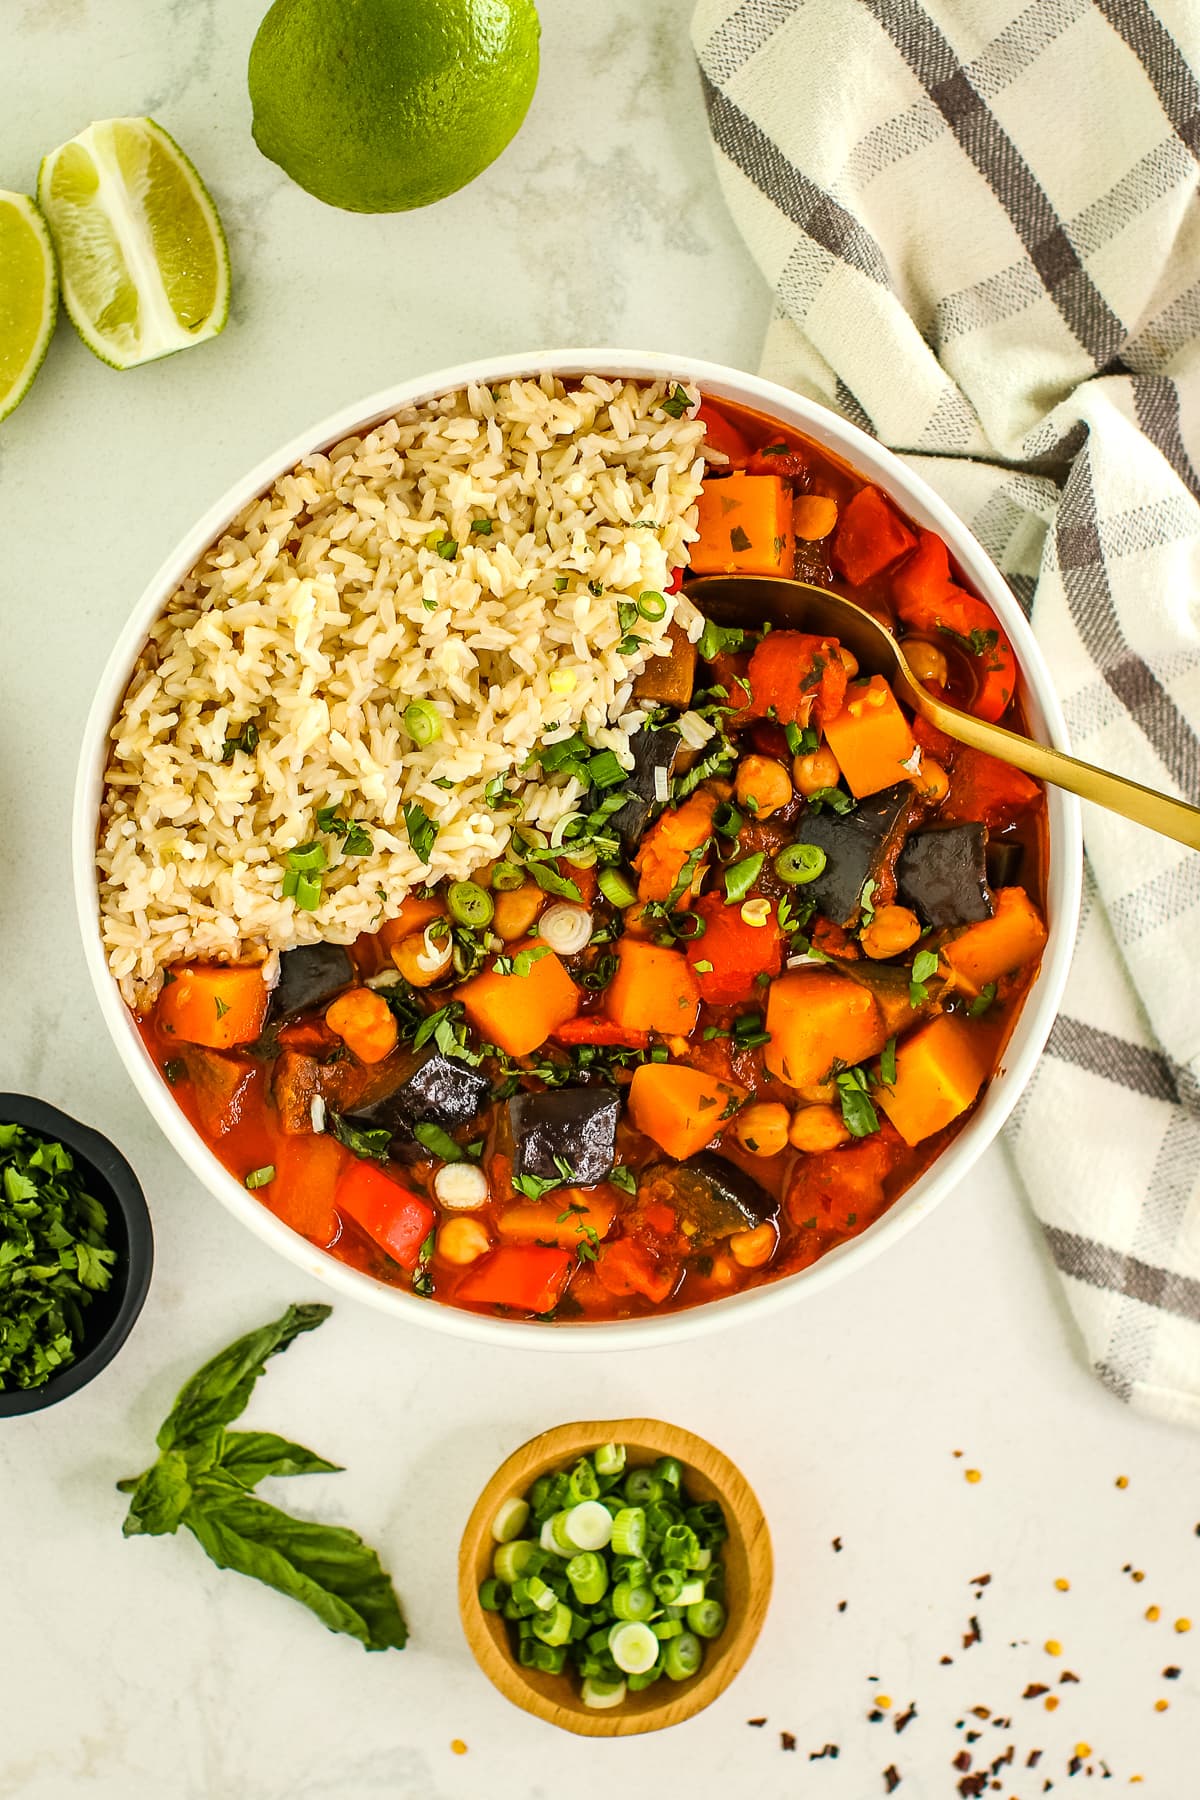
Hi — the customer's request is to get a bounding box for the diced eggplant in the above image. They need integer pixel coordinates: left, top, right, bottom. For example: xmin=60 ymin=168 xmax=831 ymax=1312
xmin=641 ymin=1152 xmax=777 ymax=1245
xmin=898 ymin=823 xmax=993 ymax=929
xmin=632 ymin=621 xmax=697 ymax=707
xmin=349 ymin=1047 xmax=490 ymax=1138
xmin=606 ymin=727 xmax=680 ymax=855
xmin=793 ymin=783 xmax=913 ymax=928
xmin=986 ymin=838 xmax=1025 ymax=890
xmin=267 ymin=943 xmax=355 ymax=1024
xmin=509 ymin=1087 xmax=621 ymax=1187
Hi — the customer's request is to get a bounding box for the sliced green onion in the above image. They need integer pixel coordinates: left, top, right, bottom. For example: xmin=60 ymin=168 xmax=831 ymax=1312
xmin=493 ymin=1539 xmax=536 ymax=1585
xmin=610 ymin=1506 xmax=646 ymax=1557
xmin=611 ymin=1582 xmax=655 ymax=1623
xmin=513 ymin=1574 xmax=556 ymax=1613
xmin=637 ymin=590 xmax=667 ymax=621
xmin=676 ymin=1576 xmax=706 ymax=1606
xmin=490 ymin=860 xmax=525 ymax=890
xmin=525 ymin=1640 xmax=568 ymax=1673
xmin=651 ymin=1567 xmax=684 ymax=1604
xmin=723 ymin=851 xmax=764 ymax=904
xmin=597 ymin=866 xmax=638 ymax=908
xmin=403 ymin=699 xmax=443 ymax=746
xmin=567 ymin=1459 xmax=600 ymax=1505
xmin=623 ymin=1468 xmax=662 ymax=1506
xmin=491 ymin=1496 xmax=530 ymax=1544
xmin=653 ymin=1456 xmax=683 ymax=1492
xmin=581 ymin=1675 xmax=627 ymax=1710
xmin=294 ymin=872 xmax=324 ymax=911
xmin=627 ymin=1664 xmax=664 ymax=1691
xmin=286 ymin=840 xmax=327 ymax=873
xmin=244 ymin=1165 xmax=275 ymax=1189
xmin=686 ymin=1598 xmax=727 ymax=1639
xmin=447 ymin=880 xmax=494 ymax=928
xmin=479 ymin=1577 xmax=503 ymax=1611
xmin=531 ymin=1600 xmax=574 ymax=1646
xmin=663 ymin=1630 xmax=703 ymax=1681
xmin=774 ymin=842 xmax=828 ymax=885
xmin=609 ymin=1620 xmax=659 ymax=1674
xmin=563 ymin=1500 xmax=613 ymax=1552
xmin=595 ymin=1442 xmax=626 ymax=1478
xmin=566 ymin=1552 xmax=609 ymax=1606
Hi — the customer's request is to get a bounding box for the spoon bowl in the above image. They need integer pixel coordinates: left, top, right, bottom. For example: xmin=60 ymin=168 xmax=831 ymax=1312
xmin=689 ymin=574 xmax=1200 ymax=851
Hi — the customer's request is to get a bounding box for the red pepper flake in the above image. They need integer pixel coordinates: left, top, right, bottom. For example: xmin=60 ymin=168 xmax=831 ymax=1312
xmin=868 ymin=1709 xmax=885 ymax=1723
xmin=962 ymin=1615 xmax=982 ymax=1649
xmin=893 ymin=1703 xmax=917 ymax=1734
xmin=957 ymin=1776 xmax=988 ymax=1798
xmin=939 ymin=1654 xmax=953 ymax=1665
xmin=1023 ymin=1684 xmax=1050 ymax=1699
xmin=1027 ymin=1749 xmax=1043 ymax=1767
xmin=952 ymin=1751 xmax=972 ymax=1771
xmin=808 ymin=1743 xmax=839 ymax=1761
xmin=970 ymin=1705 xmax=991 ymax=1719
xmin=1163 ymin=1665 xmax=1182 ymax=1679
xmin=837 ymin=1600 xmax=848 ymax=1612
xmin=883 ymin=1765 xmax=901 ymax=1794
xmin=969 ymin=1572 xmax=992 ymax=1588
xmin=990 ymin=1747 xmax=1015 ymax=1771
xmin=1059 ymin=1669 xmax=1080 ymax=1684
xmin=831 ymin=1535 xmax=843 ymax=1552
xmin=747 ymin=1717 xmax=767 ymax=1727
xmin=780 ymin=1731 xmax=796 ymax=1751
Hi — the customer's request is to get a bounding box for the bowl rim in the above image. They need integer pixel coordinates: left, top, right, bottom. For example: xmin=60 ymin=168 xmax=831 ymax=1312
xmin=456 ymin=1416 xmax=773 ymax=1735
xmin=0 ymin=1092 xmax=153 ymax=1416
xmin=72 ymin=346 xmax=1083 ymax=1350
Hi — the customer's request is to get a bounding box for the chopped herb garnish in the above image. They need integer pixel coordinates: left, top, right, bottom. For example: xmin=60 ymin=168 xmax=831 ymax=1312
xmin=413 ymin=1122 xmax=462 ymax=1162
xmin=402 ymin=801 xmax=438 ymax=865
xmin=244 ymin=1166 xmax=275 ymax=1189
xmin=835 ymin=1068 xmax=880 ymax=1138
xmin=330 ymin=1114 xmax=392 ymax=1162
xmin=909 ymin=948 xmax=940 ymax=1006
xmin=784 ymin=722 xmax=818 ymax=757
xmin=969 ymin=982 xmax=998 ymax=1018
xmin=940 ymin=625 xmax=999 ymax=659
xmin=723 ymin=852 xmax=764 ymax=905
xmin=660 ymin=382 xmax=692 ymax=420
xmin=881 ymin=1037 xmax=897 ymax=1086
xmin=470 ymin=519 xmax=493 ymax=536
xmin=214 ymin=997 xmax=230 ymax=1021
xmin=435 ymin=537 xmax=458 ymax=559
xmin=608 ymin=1165 xmax=637 ymax=1195
xmin=805 ymin=786 xmax=854 ymax=816
xmin=730 ymin=526 xmax=752 ymax=553
xmin=493 ymin=944 xmax=553 ymax=978
xmin=554 ymin=576 xmax=569 ymax=592
xmin=859 ymin=879 xmax=877 ymax=926
xmin=163 ymin=1059 xmax=186 ymax=1087
xmin=220 ymin=721 xmax=259 ymax=762
xmin=696 ymin=620 xmax=745 ymax=663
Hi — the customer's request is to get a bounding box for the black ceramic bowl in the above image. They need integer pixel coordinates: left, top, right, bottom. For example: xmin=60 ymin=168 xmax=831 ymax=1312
xmin=0 ymin=1093 xmax=153 ymax=1417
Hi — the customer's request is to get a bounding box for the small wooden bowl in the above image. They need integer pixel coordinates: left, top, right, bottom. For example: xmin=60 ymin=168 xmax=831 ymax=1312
xmin=458 ymin=1417 xmax=772 ymax=1736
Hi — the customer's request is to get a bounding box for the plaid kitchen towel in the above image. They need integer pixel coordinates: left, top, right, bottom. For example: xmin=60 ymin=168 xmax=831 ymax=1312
xmin=692 ymin=0 xmax=1200 ymax=1425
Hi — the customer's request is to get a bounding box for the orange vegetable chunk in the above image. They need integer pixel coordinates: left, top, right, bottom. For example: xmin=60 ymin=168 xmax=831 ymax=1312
xmin=627 ymin=1063 xmax=747 ymax=1161
xmin=876 ymin=1014 xmax=988 ymax=1146
xmin=455 ymin=1244 xmax=573 ymax=1314
xmin=634 ymin=788 xmax=717 ymax=902
xmin=690 ymin=472 xmax=792 ymax=576
xmin=832 ymin=485 xmax=916 ymax=585
xmin=324 ymin=988 xmax=398 ymax=1064
xmin=157 ymin=964 xmax=268 ymax=1049
xmin=376 ymin=896 xmax=446 ymax=952
xmin=457 ymin=945 xmax=578 ymax=1057
xmin=496 ymin=1190 xmax=620 ymax=1249
xmin=268 ymin=1132 xmax=348 ymax=1245
xmin=764 ymin=968 xmax=887 ymax=1089
xmin=605 ymin=938 xmax=701 ymax=1037
xmin=335 ymin=1159 xmax=435 ymax=1270
xmin=822 ymin=675 xmax=917 ymax=797
xmin=941 ymin=886 xmax=1048 ymax=996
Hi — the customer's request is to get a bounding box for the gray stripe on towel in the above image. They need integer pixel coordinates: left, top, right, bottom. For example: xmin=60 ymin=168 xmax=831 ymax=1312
xmin=1044 ymin=1226 xmax=1200 ymax=1323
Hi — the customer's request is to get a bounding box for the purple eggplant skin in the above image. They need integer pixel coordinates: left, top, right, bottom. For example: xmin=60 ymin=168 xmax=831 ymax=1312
xmin=793 ymin=783 xmax=913 ymax=928
xmin=640 ymin=1152 xmax=777 ymax=1245
xmin=898 ymin=823 xmax=993 ymax=929
xmin=508 ymin=1088 xmax=621 ymax=1187
xmin=266 ymin=943 xmax=355 ymax=1024
xmin=986 ymin=837 xmax=1024 ymax=890
xmin=350 ymin=1047 xmax=490 ymax=1137
xmin=607 ymin=727 xmax=680 ymax=854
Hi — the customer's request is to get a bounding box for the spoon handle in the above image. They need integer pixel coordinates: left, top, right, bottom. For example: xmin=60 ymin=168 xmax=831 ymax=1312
xmin=904 ymin=676 xmax=1200 ymax=851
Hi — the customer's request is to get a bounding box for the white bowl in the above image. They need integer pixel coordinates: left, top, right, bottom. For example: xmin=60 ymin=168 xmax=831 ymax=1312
xmin=73 ymin=349 xmax=1082 ymax=1349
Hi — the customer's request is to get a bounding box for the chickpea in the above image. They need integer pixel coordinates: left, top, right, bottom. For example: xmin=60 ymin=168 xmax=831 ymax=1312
xmin=492 ymin=882 xmax=545 ymax=942
xmin=788 ymin=1105 xmax=851 ymax=1153
xmin=837 ymin=645 xmax=860 ymax=678
xmin=735 ymin=754 xmax=793 ymax=819
xmin=792 ymin=746 xmax=842 ymax=797
xmin=730 ymin=1222 xmax=778 ymax=1269
xmin=913 ymin=757 xmax=950 ymax=803
xmin=860 ymin=903 xmax=922 ymax=961
xmin=905 ymin=640 xmax=950 ymax=687
xmin=733 ymin=1101 xmax=791 ymax=1157
xmin=437 ymin=1217 xmax=492 ymax=1265
xmin=391 ymin=927 xmax=453 ymax=987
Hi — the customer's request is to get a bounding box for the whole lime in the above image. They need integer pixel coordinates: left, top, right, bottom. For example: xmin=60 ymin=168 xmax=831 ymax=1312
xmin=248 ymin=0 xmax=540 ymax=213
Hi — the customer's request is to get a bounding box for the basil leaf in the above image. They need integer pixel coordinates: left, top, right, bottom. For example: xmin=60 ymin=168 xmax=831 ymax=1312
xmin=330 ymin=1113 xmax=392 ymax=1162
xmin=402 ymin=801 xmax=438 ymax=865
xmin=525 ymin=859 xmax=583 ymax=903
xmin=184 ymin=1487 xmax=408 ymax=1651
xmin=835 ymin=1068 xmax=880 ymax=1139
xmin=413 ymin=1121 xmax=462 ymax=1162
xmin=155 ymin=1303 xmax=331 ymax=1452
xmin=696 ymin=620 xmax=745 ymax=663
xmin=219 ymin=1431 xmax=343 ymax=1488
xmin=119 ymin=1450 xmax=193 ymax=1538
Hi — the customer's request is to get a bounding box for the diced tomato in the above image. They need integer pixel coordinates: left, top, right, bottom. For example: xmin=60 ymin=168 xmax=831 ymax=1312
xmin=697 ymin=401 xmax=752 ymax=469
xmin=745 ymin=630 xmax=848 ymax=728
xmin=595 ymin=1237 xmax=678 ymax=1305
xmin=640 ymin=1201 xmax=678 ymax=1237
xmin=708 ymin=650 xmax=754 ymax=722
xmin=891 ymin=528 xmax=957 ymax=630
xmin=455 ymin=1245 xmax=573 ymax=1315
xmin=747 ymin=443 xmax=809 ymax=478
xmin=832 ymin=487 xmax=917 ymax=586
xmin=893 ymin=531 xmax=1016 ymax=722
xmin=334 ymin=1160 xmax=435 ymax=1270
xmin=786 ymin=1135 xmax=900 ymax=1234
xmin=940 ymin=746 xmax=1042 ymax=830
xmin=911 ymin=713 xmax=957 ymax=766
xmin=810 ymin=916 xmax=858 ymax=960
xmin=554 ymin=1016 xmax=650 ymax=1049
xmin=269 ymin=1132 xmax=348 ymax=1245
xmin=686 ymin=892 xmax=784 ymax=1005
xmin=748 ymin=719 xmax=791 ymax=760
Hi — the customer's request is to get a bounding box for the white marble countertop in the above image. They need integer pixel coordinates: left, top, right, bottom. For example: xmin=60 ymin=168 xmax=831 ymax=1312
xmin=1 ymin=2 xmax=1197 ymax=1795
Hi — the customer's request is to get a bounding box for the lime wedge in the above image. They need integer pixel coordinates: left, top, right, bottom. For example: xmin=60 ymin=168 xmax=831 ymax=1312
xmin=37 ymin=117 xmax=230 ymax=370
xmin=0 ymin=191 xmax=58 ymax=423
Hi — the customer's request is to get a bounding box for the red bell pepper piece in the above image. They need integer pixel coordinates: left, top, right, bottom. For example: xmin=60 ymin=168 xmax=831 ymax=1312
xmin=747 ymin=443 xmax=809 ymax=478
xmin=832 ymin=486 xmax=917 ymax=585
xmin=893 ymin=530 xmax=1016 ymax=722
xmin=697 ymin=401 xmax=752 ymax=469
xmin=911 ymin=713 xmax=957 ymax=767
xmin=891 ymin=528 xmax=957 ymax=630
xmin=269 ymin=1132 xmax=348 ymax=1246
xmin=595 ymin=1237 xmax=677 ymax=1305
xmin=454 ymin=1245 xmax=573 ymax=1315
xmin=786 ymin=1135 xmax=899 ymax=1234
xmin=686 ymin=892 xmax=784 ymax=1005
xmin=335 ymin=1160 xmax=435 ymax=1270
xmin=940 ymin=745 xmax=1041 ymax=830
xmin=554 ymin=1016 xmax=650 ymax=1049
xmin=745 ymin=630 xmax=848 ymax=728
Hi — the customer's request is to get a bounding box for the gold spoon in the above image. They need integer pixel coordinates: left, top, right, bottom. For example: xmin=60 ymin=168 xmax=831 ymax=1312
xmin=688 ymin=574 xmax=1200 ymax=852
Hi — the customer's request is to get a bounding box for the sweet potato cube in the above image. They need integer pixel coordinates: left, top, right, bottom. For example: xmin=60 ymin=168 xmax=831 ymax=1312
xmin=457 ymin=947 xmax=579 ymax=1057
xmin=822 ymin=675 xmax=917 ymax=798
xmin=941 ymin=886 xmax=1048 ymax=996
xmin=605 ymin=938 xmax=701 ymax=1037
xmin=876 ymin=1015 xmax=987 ymax=1146
xmin=690 ymin=473 xmax=792 ymax=576
xmin=157 ymin=964 xmax=268 ymax=1049
xmin=627 ymin=1063 xmax=747 ymax=1161
xmin=764 ymin=968 xmax=887 ymax=1089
